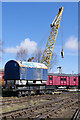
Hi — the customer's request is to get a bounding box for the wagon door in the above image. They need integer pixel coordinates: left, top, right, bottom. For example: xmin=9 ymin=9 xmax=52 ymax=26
xmin=60 ymin=77 xmax=67 ymax=86
xmin=60 ymin=77 xmax=64 ymax=85
xmin=48 ymin=76 xmax=53 ymax=85
xmin=63 ymin=77 xmax=67 ymax=86
xmin=20 ymin=67 xmax=26 ymax=80
xmin=73 ymin=77 xmax=77 ymax=86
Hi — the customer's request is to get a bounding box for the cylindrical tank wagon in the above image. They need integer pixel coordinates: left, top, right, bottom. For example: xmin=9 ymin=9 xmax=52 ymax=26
xmin=4 ymin=60 xmax=48 ymax=94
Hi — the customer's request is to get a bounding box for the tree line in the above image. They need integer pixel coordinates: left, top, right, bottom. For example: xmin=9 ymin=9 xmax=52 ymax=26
xmin=16 ymin=47 xmax=58 ymax=71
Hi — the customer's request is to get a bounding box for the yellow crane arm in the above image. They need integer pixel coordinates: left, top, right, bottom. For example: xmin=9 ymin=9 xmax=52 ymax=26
xmin=41 ymin=7 xmax=64 ymax=69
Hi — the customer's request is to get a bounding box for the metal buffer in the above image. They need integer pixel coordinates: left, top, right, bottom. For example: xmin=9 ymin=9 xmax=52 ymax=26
xmin=41 ymin=7 xmax=64 ymax=69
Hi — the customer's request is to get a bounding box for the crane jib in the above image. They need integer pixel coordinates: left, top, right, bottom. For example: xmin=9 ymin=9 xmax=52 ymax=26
xmin=41 ymin=7 xmax=64 ymax=69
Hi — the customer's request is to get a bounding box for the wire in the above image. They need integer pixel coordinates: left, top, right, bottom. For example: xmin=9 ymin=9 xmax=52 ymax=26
xmin=62 ymin=13 xmax=63 ymax=49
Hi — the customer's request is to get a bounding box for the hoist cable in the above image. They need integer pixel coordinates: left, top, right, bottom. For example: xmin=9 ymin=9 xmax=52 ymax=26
xmin=61 ymin=12 xmax=64 ymax=59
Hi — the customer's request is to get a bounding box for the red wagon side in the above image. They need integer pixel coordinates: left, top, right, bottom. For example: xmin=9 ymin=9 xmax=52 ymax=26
xmin=47 ymin=73 xmax=78 ymax=88
xmin=0 ymin=70 xmax=4 ymax=86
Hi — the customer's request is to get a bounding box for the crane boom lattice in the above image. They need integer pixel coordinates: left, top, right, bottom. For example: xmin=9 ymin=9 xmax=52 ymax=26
xmin=41 ymin=7 xmax=64 ymax=69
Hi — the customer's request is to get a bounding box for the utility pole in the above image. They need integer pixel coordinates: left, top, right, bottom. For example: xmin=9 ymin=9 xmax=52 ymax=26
xmin=57 ymin=66 xmax=62 ymax=74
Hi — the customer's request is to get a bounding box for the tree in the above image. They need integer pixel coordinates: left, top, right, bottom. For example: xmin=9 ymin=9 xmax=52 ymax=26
xmin=49 ymin=53 xmax=57 ymax=72
xmin=33 ymin=48 xmax=43 ymax=63
xmin=33 ymin=47 xmax=58 ymax=71
xmin=16 ymin=48 xmax=28 ymax=62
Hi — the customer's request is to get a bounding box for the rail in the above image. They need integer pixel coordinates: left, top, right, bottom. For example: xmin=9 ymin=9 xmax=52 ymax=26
xmin=71 ymin=108 xmax=80 ymax=120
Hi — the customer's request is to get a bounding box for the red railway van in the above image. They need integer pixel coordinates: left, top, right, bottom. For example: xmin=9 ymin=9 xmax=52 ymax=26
xmin=0 ymin=70 xmax=4 ymax=86
xmin=47 ymin=73 xmax=78 ymax=88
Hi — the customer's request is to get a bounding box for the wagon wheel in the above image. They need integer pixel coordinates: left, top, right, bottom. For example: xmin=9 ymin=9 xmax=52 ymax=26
xmin=28 ymin=91 xmax=31 ymax=96
xmin=17 ymin=91 xmax=22 ymax=97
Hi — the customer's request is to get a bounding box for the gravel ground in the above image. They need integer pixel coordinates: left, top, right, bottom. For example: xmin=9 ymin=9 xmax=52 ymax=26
xmin=1 ymin=92 xmax=80 ymax=119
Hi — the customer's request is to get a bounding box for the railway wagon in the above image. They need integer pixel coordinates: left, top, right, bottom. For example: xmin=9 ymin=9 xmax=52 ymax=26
xmin=47 ymin=73 xmax=78 ymax=88
xmin=4 ymin=60 xmax=48 ymax=92
xmin=0 ymin=70 xmax=4 ymax=86
xmin=78 ymin=73 xmax=80 ymax=89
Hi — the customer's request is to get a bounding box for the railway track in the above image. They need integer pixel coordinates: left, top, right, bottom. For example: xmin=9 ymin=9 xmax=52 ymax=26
xmin=0 ymin=92 xmax=69 ymax=106
xmin=1 ymin=94 xmax=78 ymax=119
xmin=0 ymin=94 xmax=54 ymax=106
xmin=1 ymin=97 xmax=67 ymax=119
xmin=21 ymin=96 xmax=78 ymax=119
xmin=71 ymin=109 xmax=80 ymax=120
xmin=1 ymin=97 xmax=51 ymax=107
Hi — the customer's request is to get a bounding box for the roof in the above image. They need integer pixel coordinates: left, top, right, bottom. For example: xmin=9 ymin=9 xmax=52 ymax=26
xmin=48 ymin=73 xmax=78 ymax=77
xmin=0 ymin=69 xmax=4 ymax=72
xmin=17 ymin=61 xmax=48 ymax=69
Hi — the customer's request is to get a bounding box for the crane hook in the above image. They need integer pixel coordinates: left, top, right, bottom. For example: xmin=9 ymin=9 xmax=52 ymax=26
xmin=61 ymin=48 xmax=64 ymax=58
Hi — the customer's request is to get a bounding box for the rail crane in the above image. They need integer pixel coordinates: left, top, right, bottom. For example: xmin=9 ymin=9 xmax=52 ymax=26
xmin=4 ymin=7 xmax=64 ymax=96
xmin=41 ymin=7 xmax=64 ymax=69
